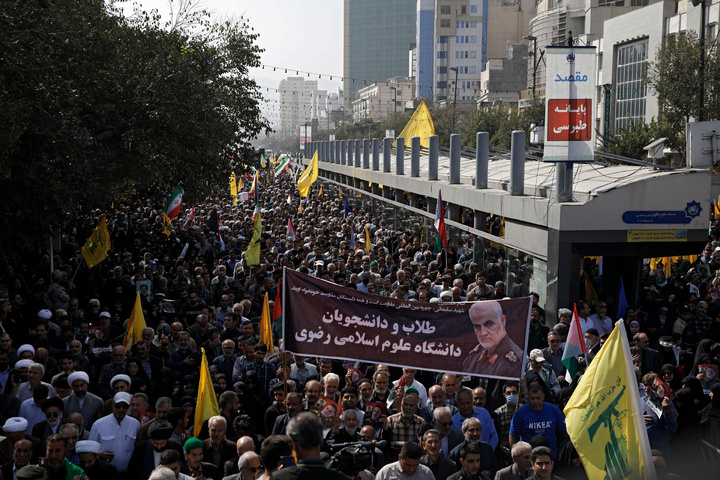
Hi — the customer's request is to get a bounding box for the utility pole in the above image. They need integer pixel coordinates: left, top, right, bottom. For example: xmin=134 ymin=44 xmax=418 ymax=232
xmin=449 ymin=66 xmax=459 ymax=132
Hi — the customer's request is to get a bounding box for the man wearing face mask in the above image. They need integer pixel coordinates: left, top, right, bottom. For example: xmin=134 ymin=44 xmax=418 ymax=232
xmin=494 ymin=382 xmax=520 ymax=452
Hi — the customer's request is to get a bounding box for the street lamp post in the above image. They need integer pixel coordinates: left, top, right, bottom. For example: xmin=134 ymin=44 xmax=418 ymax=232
xmin=449 ymin=66 xmax=459 ymax=132
xmin=691 ymin=0 xmax=706 ymax=121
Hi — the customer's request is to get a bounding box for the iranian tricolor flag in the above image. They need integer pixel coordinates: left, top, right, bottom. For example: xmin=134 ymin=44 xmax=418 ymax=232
xmin=163 ymin=187 xmax=183 ymax=219
xmin=274 ymin=155 xmax=291 ymax=177
xmin=562 ymin=303 xmax=587 ymax=381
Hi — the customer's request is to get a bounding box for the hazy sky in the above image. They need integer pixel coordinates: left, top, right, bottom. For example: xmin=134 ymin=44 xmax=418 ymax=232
xmin=122 ymin=0 xmax=344 ymax=127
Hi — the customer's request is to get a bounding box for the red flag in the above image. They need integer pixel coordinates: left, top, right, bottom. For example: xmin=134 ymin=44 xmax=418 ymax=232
xmin=434 ymin=190 xmax=447 ymax=249
xmin=272 ymin=280 xmax=283 ymax=338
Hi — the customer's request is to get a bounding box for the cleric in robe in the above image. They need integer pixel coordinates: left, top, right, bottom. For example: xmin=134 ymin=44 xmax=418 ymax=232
xmin=462 ymin=300 xmax=524 ymax=377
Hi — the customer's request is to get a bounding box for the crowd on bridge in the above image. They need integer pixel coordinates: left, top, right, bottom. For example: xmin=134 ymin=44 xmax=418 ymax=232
xmin=0 ymin=164 xmax=719 ymax=480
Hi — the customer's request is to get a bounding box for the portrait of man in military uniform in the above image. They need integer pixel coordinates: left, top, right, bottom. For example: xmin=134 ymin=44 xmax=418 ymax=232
xmin=462 ymin=300 xmax=524 ymax=377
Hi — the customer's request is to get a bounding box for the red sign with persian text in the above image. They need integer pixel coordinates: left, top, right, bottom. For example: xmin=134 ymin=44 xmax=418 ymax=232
xmin=546 ymin=99 xmax=592 ymax=142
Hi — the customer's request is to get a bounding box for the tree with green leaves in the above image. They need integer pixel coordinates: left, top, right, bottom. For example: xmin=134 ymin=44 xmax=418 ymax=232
xmin=645 ymin=30 xmax=720 ymax=153
xmin=0 ymin=0 xmax=269 ymax=253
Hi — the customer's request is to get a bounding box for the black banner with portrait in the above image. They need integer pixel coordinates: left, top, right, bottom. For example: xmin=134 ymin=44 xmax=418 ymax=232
xmin=282 ymin=269 xmax=531 ymax=380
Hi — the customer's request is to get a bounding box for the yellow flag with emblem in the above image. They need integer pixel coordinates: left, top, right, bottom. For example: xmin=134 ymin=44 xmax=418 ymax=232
xmin=162 ymin=213 xmax=173 ymax=237
xmin=564 ymin=321 xmax=656 ymax=480
xmin=194 ymin=347 xmax=220 ymax=435
xmin=297 ymin=150 xmax=319 ymax=197
xmin=245 ymin=211 xmax=262 ymax=266
xmin=81 ymin=216 xmax=111 ymax=268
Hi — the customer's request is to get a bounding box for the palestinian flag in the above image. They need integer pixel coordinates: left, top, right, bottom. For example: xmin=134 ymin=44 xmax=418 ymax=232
xmin=163 ymin=187 xmax=183 ymax=219
xmin=287 ymin=217 xmax=296 ymax=239
xmin=562 ymin=303 xmax=587 ymax=380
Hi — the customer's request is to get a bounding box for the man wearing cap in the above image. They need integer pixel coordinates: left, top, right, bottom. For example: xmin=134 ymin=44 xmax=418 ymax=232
xmin=181 ymin=437 xmax=221 ymax=480
xmin=63 ymin=371 xmax=103 ymax=430
xmin=526 ymin=350 xmax=560 ymax=401
xmin=97 ymin=374 xmax=133 ymax=418
xmin=97 ymin=345 xmax=127 ymax=399
xmin=128 ymin=420 xmax=183 ymax=480
xmin=45 ymin=433 xmax=84 ymax=480
xmin=88 ymin=391 xmax=140 ymax=473
xmin=16 ymin=363 xmax=56 ymax=403
xmin=76 ymin=440 xmax=118 ymax=480
xmin=462 ymin=301 xmax=524 ymax=378
xmin=31 ymin=397 xmax=66 ymax=444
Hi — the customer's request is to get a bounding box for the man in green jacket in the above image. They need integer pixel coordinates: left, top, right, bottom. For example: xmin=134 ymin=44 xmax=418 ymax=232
xmin=44 ymin=433 xmax=84 ymax=480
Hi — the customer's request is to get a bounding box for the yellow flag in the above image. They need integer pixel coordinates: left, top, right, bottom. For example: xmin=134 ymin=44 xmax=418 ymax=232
xmin=260 ymin=292 xmax=274 ymax=354
xmin=230 ymin=172 xmax=238 ymax=198
xmin=238 ymin=176 xmax=243 ymax=190
xmin=339 ymin=187 xmax=344 ymax=196
xmin=298 ymin=203 xmax=303 ymax=213
xmin=564 ymin=321 xmax=655 ymax=480
xmin=194 ymin=347 xmax=220 ymax=435
xmin=246 ymin=211 xmax=262 ymax=266
xmin=81 ymin=216 xmax=111 ymax=268
xmin=714 ymin=202 xmax=720 ymax=217
xmin=365 ymin=226 xmax=372 ymax=254
xmin=123 ymin=292 xmax=147 ymax=349
xmin=319 ymin=185 xmax=323 ymax=197
xmin=162 ymin=213 xmax=173 ymax=237
xmin=396 ymin=100 xmax=436 ymax=150
xmin=297 ymin=150 xmax=319 ymax=197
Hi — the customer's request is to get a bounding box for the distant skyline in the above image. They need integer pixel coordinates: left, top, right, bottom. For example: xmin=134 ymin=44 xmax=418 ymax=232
xmin=121 ymin=0 xmax=344 ymax=128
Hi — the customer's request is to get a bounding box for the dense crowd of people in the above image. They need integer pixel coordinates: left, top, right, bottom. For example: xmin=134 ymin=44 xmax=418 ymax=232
xmin=0 ymin=165 xmax=719 ymax=480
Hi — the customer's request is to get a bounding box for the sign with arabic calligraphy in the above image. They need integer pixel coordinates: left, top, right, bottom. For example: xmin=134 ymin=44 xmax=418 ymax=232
xmin=282 ymin=269 xmax=531 ymax=380
xmin=544 ymin=46 xmax=597 ymax=162
xmin=547 ymin=99 xmax=592 ymax=141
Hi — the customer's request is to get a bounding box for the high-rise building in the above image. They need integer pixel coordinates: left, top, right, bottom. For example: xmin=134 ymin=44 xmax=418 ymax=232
xmin=278 ymin=77 xmax=319 ymax=139
xmin=415 ymin=0 xmax=435 ymax=99
xmin=343 ymin=0 xmax=417 ymax=112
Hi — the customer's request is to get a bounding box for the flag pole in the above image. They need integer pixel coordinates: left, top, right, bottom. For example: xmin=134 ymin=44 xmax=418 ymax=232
xmin=70 ymin=258 xmax=85 ymax=286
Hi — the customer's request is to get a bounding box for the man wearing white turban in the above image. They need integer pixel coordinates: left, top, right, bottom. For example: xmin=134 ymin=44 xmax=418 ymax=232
xmin=63 ymin=371 xmax=104 ymax=430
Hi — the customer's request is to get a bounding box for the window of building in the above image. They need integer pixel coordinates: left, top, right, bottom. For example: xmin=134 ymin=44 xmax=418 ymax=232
xmin=470 ymin=36 xmax=477 ymax=43
xmin=437 ymin=66 xmax=447 ymax=74
xmin=456 ymin=21 xmax=460 ymax=28
xmin=437 ymin=81 xmax=447 ymax=89
xmin=440 ymin=5 xmax=451 ymax=14
xmin=470 ymin=51 xmax=477 ymax=58
xmin=461 ymin=5 xmax=467 ymax=14
xmin=471 ymin=4 xmax=478 ymax=12
xmin=438 ymin=51 xmax=447 ymax=58
xmin=438 ymin=36 xmax=448 ymax=44
xmin=615 ymin=39 xmax=648 ymax=131
xmin=469 ymin=66 xmax=476 ymax=74
xmin=630 ymin=0 xmax=647 ymax=5
xmin=465 ymin=51 xmax=469 ymax=58
xmin=470 ymin=22 xmax=477 ymax=28
xmin=465 ymin=36 xmax=469 ymax=43
xmin=441 ymin=19 xmax=451 ymax=28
